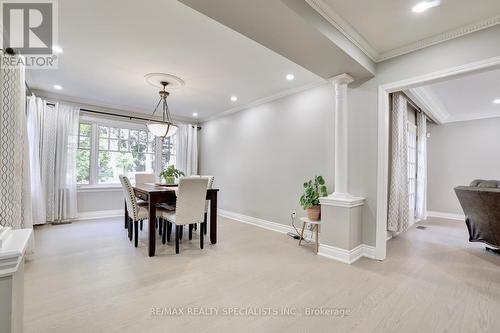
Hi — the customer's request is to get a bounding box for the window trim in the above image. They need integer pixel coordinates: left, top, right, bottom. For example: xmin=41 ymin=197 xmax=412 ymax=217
xmin=77 ymin=117 xmax=176 ymax=190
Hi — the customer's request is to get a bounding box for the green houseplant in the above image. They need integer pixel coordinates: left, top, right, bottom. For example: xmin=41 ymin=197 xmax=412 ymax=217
xmin=299 ymin=176 xmax=328 ymax=221
xmin=160 ymin=165 xmax=185 ymax=185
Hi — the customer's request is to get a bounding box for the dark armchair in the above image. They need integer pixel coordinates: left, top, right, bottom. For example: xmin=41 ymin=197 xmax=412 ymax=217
xmin=455 ymin=180 xmax=500 ymax=251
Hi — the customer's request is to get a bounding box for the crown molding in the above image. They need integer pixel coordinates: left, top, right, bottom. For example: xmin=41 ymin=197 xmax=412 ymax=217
xmin=306 ymin=0 xmax=500 ymax=63
xmin=446 ymin=112 xmax=500 ymax=124
xmin=201 ymin=81 xmax=327 ymax=122
xmin=405 ymin=86 xmax=500 ymax=124
xmin=379 ymin=15 xmax=500 ymax=61
xmin=305 ymin=0 xmax=379 ymax=62
xmin=404 ymin=86 xmax=450 ymax=124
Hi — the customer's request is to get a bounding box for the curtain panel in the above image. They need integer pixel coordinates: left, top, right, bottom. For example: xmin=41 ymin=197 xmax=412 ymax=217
xmin=27 ymin=98 xmax=80 ymax=223
xmin=176 ymin=124 xmax=198 ymax=176
xmin=387 ymin=93 xmax=410 ymax=233
xmin=415 ymin=112 xmax=427 ymax=220
xmin=0 ymin=56 xmax=33 ymax=231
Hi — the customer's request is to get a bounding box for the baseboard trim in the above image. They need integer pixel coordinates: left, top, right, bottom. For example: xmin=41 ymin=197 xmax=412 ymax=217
xmin=75 ymin=209 xmax=123 ymax=221
xmin=427 ymin=211 xmax=465 ymax=221
xmin=218 ymin=210 xmax=294 ymax=234
xmin=220 ymin=209 xmax=375 ymax=264
xmin=318 ymin=244 xmax=376 ymax=264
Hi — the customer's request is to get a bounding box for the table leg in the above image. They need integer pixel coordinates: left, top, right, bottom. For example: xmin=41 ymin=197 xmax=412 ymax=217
xmin=148 ymin=195 xmax=157 ymax=257
xmin=124 ymin=201 xmax=128 ymax=229
xmin=210 ymin=191 xmax=217 ymax=244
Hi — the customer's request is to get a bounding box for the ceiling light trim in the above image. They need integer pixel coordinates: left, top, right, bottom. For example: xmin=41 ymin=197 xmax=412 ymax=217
xmin=307 ymin=0 xmax=500 ymax=63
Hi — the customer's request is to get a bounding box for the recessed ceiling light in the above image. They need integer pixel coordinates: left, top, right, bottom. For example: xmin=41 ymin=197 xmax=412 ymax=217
xmin=493 ymin=99 xmax=500 ymax=104
xmin=286 ymin=73 xmax=295 ymax=81
xmin=412 ymin=0 xmax=441 ymax=13
xmin=230 ymin=96 xmax=238 ymax=102
xmin=192 ymin=112 xmax=198 ymax=117
xmin=52 ymin=45 xmax=63 ymax=54
xmin=53 ymin=84 xmax=63 ymax=90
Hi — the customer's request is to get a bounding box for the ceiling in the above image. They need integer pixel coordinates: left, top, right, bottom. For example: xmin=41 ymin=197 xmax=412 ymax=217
xmin=311 ymin=0 xmax=500 ymax=61
xmin=409 ymin=67 xmax=500 ymax=123
xmin=26 ymin=0 xmax=324 ymax=121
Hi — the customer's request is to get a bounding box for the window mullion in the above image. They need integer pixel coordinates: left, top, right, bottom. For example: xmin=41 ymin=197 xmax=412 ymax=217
xmin=90 ymin=122 xmax=99 ymax=185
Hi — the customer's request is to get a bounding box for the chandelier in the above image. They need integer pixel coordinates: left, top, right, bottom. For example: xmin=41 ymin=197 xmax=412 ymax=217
xmin=147 ymin=81 xmax=178 ymax=138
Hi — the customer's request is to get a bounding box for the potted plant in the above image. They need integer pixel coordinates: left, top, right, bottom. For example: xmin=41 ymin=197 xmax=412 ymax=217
xmin=160 ymin=165 xmax=185 ymax=185
xmin=299 ymin=176 xmax=328 ymax=221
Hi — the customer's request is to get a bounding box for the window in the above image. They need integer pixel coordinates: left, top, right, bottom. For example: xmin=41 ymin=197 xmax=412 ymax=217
xmin=77 ymin=123 xmax=91 ymax=184
xmin=76 ymin=119 xmax=176 ymax=186
xmin=407 ymin=122 xmax=417 ymax=225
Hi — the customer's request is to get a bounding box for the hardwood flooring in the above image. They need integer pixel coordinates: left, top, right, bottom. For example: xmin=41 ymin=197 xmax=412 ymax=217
xmin=24 ymin=217 xmax=500 ymax=333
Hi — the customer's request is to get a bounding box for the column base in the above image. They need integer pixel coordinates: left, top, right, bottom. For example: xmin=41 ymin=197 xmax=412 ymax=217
xmin=319 ymin=193 xmax=366 ymax=264
xmin=320 ymin=192 xmax=365 ymax=208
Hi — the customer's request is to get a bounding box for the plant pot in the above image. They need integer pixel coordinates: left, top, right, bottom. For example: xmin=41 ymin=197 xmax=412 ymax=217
xmin=165 ymin=176 xmax=175 ymax=185
xmin=307 ymin=205 xmax=321 ymax=221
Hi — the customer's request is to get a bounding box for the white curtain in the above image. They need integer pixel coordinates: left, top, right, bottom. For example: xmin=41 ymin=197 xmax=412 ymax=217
xmin=176 ymin=124 xmax=198 ymax=176
xmin=415 ymin=112 xmax=427 ymax=220
xmin=39 ymin=102 xmax=80 ymax=223
xmin=0 ymin=55 xmax=33 ymax=232
xmin=27 ymin=96 xmax=47 ymax=225
xmin=387 ymin=93 xmax=410 ymax=233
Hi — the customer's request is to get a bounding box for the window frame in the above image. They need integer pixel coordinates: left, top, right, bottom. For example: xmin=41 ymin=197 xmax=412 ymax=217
xmin=77 ymin=115 xmax=176 ymax=189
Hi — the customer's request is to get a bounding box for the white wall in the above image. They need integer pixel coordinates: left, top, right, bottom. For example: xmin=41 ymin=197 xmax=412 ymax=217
xmin=199 ymin=84 xmax=334 ymax=225
xmin=77 ymin=190 xmax=123 ymax=216
xmin=427 ymin=118 xmax=500 ymax=215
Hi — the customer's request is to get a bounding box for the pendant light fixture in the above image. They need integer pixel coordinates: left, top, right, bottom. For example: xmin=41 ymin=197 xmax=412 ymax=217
xmin=147 ymin=81 xmax=178 ymax=138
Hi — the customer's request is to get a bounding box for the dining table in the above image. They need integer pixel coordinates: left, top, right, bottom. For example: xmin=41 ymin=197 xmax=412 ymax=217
xmin=125 ymin=183 xmax=219 ymax=257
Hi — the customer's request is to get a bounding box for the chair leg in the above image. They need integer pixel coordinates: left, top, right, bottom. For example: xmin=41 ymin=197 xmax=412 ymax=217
xmin=162 ymin=220 xmax=167 ymax=244
xmin=134 ymin=220 xmax=139 ymax=247
xmin=179 ymin=226 xmax=183 ymax=240
xmin=175 ymin=225 xmax=180 ymax=254
xmin=194 ymin=224 xmax=197 ymax=231
xmin=200 ymin=222 xmax=204 ymax=249
xmin=167 ymin=221 xmax=172 ymax=242
xmin=203 ymin=213 xmax=207 ymax=235
xmin=189 ymin=224 xmax=193 ymax=240
xmin=140 ymin=220 xmax=143 ymax=231
xmin=128 ymin=220 xmax=134 ymax=241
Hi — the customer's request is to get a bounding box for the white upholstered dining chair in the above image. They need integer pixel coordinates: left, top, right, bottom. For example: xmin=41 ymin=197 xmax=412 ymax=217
xmin=189 ymin=176 xmax=214 ymax=235
xmin=119 ymin=175 xmax=148 ymax=247
xmin=157 ymin=177 xmax=209 ymax=254
xmin=135 ymin=172 xmax=155 ymax=185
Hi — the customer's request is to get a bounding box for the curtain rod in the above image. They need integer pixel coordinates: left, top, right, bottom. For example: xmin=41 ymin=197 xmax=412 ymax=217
xmin=28 ymin=86 xmax=201 ymax=129
xmin=401 ymin=92 xmax=434 ymax=124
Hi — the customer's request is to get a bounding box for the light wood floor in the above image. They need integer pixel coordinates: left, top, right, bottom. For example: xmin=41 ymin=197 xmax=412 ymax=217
xmin=24 ymin=217 xmax=500 ymax=333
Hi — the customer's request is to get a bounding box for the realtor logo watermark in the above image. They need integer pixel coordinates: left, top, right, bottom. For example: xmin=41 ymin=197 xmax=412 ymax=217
xmin=1 ymin=0 xmax=58 ymax=68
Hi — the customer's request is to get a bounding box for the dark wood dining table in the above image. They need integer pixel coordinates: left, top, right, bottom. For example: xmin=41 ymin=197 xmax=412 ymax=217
xmin=125 ymin=183 xmax=219 ymax=257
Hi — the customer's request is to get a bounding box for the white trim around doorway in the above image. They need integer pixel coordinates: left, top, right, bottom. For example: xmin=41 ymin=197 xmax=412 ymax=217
xmin=375 ymin=56 xmax=500 ymax=260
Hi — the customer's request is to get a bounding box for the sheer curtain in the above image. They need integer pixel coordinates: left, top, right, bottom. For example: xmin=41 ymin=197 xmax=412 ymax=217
xmin=26 ymin=96 xmax=47 ymax=225
xmin=27 ymin=99 xmax=80 ymax=223
xmin=176 ymin=124 xmax=198 ymax=176
xmin=415 ymin=112 xmax=427 ymax=220
xmin=387 ymin=93 xmax=410 ymax=233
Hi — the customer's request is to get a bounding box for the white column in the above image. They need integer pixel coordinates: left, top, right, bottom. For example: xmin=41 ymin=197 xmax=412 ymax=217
xmin=318 ymin=74 xmax=366 ymax=264
xmin=332 ymin=74 xmax=353 ymax=195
